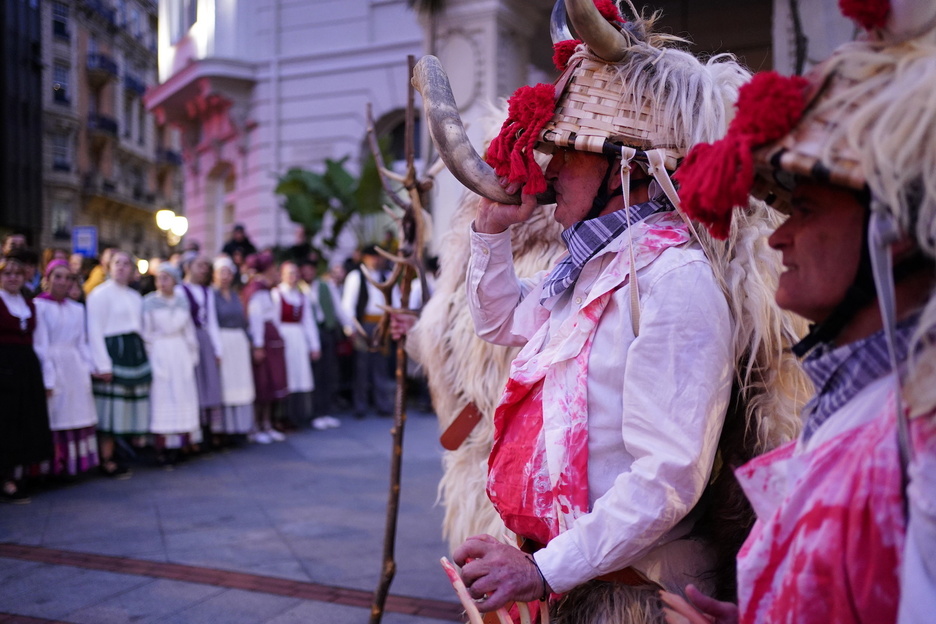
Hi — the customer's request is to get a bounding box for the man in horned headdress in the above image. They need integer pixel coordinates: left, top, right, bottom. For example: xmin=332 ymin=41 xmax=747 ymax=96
xmin=660 ymin=1 xmax=936 ymax=622
xmin=414 ymin=0 xmax=807 ymax=621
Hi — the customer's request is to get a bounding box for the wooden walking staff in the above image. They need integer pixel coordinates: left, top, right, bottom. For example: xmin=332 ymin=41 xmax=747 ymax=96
xmin=366 ymin=55 xmax=432 ymax=624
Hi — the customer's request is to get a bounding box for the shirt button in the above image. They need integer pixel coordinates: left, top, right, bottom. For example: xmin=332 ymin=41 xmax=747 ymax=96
xmin=482 ymin=248 xmax=489 ymax=255
xmin=575 ymin=297 xmax=582 ymax=304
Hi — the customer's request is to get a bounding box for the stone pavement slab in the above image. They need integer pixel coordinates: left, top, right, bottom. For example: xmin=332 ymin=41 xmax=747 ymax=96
xmin=0 ymin=411 xmax=464 ymax=623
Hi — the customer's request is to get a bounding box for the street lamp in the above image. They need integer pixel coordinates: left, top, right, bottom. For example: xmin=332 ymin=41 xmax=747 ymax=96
xmin=156 ymin=209 xmax=188 ymax=247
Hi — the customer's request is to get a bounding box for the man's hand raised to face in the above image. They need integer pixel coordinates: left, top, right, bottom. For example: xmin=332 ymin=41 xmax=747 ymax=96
xmin=473 ymin=178 xmax=539 ymax=235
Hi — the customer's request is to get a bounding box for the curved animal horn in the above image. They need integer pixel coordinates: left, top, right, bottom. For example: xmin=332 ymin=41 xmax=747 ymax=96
xmin=411 ymin=56 xmax=520 ymax=205
xmin=565 ymin=0 xmax=628 ymax=62
xmin=550 ymin=0 xmax=573 ymax=44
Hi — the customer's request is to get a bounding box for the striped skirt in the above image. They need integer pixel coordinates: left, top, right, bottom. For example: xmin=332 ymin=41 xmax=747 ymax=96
xmin=93 ymin=332 xmax=151 ymax=435
xmin=33 ymin=426 xmax=99 ymax=476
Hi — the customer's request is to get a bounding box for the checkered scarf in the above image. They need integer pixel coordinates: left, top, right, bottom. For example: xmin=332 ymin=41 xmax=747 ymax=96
xmin=541 ymin=198 xmax=671 ymax=301
xmin=800 ymin=314 xmax=918 ymax=442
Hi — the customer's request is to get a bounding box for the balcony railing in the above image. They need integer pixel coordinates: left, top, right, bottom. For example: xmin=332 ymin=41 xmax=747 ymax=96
xmin=157 ymin=148 xmax=183 ymax=167
xmin=87 ymin=53 xmax=118 ymax=84
xmin=83 ymin=173 xmax=118 ymax=195
xmin=83 ymin=0 xmax=116 ymax=26
xmin=124 ymin=74 xmax=147 ymax=96
xmin=87 ymin=113 xmax=119 ymax=137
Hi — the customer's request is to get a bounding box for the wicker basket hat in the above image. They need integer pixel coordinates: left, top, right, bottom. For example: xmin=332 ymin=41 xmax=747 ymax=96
xmin=538 ymin=54 xmax=684 ymax=171
xmin=484 ymin=1 xmax=751 ymax=197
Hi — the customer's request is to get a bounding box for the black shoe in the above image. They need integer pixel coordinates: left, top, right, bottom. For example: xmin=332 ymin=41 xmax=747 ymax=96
xmin=99 ymin=461 xmax=133 ymax=480
xmin=1 ymin=481 xmax=31 ymax=504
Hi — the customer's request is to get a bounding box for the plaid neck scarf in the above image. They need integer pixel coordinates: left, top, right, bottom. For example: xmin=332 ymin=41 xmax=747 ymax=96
xmin=541 ymin=198 xmax=670 ymax=301
xmin=800 ymin=314 xmax=918 ymax=442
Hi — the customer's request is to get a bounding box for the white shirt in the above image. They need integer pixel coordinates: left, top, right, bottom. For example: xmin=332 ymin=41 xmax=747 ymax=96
xmin=247 ymin=287 xmax=276 ymax=349
xmin=466 ymin=218 xmax=733 ymax=593
xmin=341 ymin=265 xmax=387 ymax=321
xmin=0 ymin=290 xmax=31 ymax=325
xmin=305 ymin=278 xmax=354 ymax=329
xmin=86 ymin=280 xmax=143 ymax=374
xmin=273 ymin=284 xmax=321 ymax=353
xmin=33 ymin=298 xmax=94 ymax=391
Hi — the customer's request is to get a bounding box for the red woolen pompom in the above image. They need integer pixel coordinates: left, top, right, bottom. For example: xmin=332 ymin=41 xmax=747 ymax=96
xmin=676 ymin=137 xmax=753 ymax=239
xmin=675 ymin=71 xmax=810 ymax=239
xmin=730 ymin=72 xmax=811 ymax=145
xmin=486 ymin=84 xmax=556 ymax=196
xmin=553 ymin=40 xmax=582 ymax=71
xmin=839 ymin=0 xmax=890 ymax=30
xmin=594 ymin=0 xmax=624 ymax=23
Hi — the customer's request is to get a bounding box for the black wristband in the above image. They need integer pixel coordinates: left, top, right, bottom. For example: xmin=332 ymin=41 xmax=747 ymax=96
xmin=526 ymin=554 xmax=549 ymax=602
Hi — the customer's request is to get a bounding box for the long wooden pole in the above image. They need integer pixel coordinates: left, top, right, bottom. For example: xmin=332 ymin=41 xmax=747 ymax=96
xmin=369 ymin=55 xmax=422 ymax=624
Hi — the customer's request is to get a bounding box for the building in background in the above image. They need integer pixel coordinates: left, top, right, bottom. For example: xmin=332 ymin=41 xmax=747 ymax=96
xmin=145 ymin=0 xmax=432 ymax=255
xmin=39 ymin=0 xmax=184 ymax=258
xmin=1 ymin=0 xmax=43 ymax=245
xmin=135 ymin=0 xmax=851 ymax=257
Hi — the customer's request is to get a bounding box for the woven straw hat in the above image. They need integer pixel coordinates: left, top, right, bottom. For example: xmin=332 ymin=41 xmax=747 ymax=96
xmin=538 ymin=54 xmax=684 ymax=171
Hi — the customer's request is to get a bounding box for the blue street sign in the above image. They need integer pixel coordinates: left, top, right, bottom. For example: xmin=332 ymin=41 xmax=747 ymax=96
xmin=72 ymin=226 xmax=98 ymax=257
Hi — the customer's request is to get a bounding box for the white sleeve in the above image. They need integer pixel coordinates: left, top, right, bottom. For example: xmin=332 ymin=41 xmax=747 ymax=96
xmin=465 ymin=223 xmax=543 ymax=347
xmin=331 ymin=282 xmax=355 ymax=329
xmin=85 ymin=287 xmax=112 ymax=374
xmin=341 ymin=270 xmax=361 ymax=325
xmin=899 ymin=438 xmax=936 ymax=623
xmin=534 ymin=262 xmax=733 ymax=592
xmin=32 ymin=303 xmax=54 ymax=390
xmin=77 ymin=304 xmax=95 ymax=372
xmin=247 ymin=293 xmax=266 ymax=349
xmin=140 ymin=303 xmax=155 ymax=351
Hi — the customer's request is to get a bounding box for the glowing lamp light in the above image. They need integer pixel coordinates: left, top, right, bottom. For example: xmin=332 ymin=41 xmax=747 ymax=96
xmin=170 ymin=216 xmax=189 ymax=237
xmin=137 ymin=258 xmax=149 ymax=275
xmin=156 ymin=209 xmax=176 ymax=231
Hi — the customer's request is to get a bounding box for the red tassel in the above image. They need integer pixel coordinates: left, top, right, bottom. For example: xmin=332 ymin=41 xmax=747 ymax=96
xmin=839 ymin=0 xmax=890 ymax=30
xmin=553 ymin=40 xmax=581 ymax=71
xmin=676 ymin=136 xmax=752 ymax=239
xmin=730 ymin=72 xmax=811 ymax=145
xmin=487 ymin=84 xmax=556 ymax=196
xmin=675 ymin=71 xmax=810 ymax=238
xmin=594 ymin=0 xmax=624 ymax=23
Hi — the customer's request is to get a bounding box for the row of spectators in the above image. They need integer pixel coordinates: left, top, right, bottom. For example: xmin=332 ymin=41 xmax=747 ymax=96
xmin=0 ymin=228 xmax=426 ymax=504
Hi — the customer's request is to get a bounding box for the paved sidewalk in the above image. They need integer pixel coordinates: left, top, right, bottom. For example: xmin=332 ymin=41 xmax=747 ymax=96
xmin=0 ymin=411 xmax=463 ymax=623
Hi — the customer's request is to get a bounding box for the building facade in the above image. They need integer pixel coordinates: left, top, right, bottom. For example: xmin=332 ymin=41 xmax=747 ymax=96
xmin=39 ymin=0 xmax=184 ymax=259
xmin=1 ymin=0 xmax=43 ymax=245
xmin=144 ymin=0 xmax=854 ymax=257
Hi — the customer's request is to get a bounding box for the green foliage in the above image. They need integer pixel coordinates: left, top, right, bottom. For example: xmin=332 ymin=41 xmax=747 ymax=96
xmin=275 ymin=151 xmax=388 ymax=251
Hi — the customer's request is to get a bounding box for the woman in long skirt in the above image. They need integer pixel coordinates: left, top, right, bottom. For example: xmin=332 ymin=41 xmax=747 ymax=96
xmin=86 ymin=250 xmax=151 ymax=478
xmin=213 ymin=256 xmax=255 ymax=437
xmin=0 ymin=256 xmax=52 ymax=503
xmin=142 ymin=264 xmax=201 ymax=465
xmin=180 ymin=254 xmax=223 ymax=438
xmin=272 ymin=261 xmax=320 ymax=429
xmin=242 ymin=251 xmax=288 ymax=443
xmin=32 ymin=260 xmax=99 ymax=477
